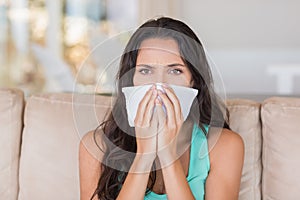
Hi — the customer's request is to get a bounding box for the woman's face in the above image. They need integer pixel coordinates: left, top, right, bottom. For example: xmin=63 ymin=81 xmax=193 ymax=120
xmin=133 ymin=38 xmax=193 ymax=87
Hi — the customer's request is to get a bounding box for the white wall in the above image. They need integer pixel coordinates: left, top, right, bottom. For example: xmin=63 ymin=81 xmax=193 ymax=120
xmin=179 ymin=0 xmax=300 ymax=49
xmin=177 ymin=0 xmax=300 ymax=95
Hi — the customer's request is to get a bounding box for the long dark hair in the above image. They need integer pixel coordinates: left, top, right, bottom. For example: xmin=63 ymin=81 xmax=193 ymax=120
xmin=90 ymin=17 xmax=230 ymax=200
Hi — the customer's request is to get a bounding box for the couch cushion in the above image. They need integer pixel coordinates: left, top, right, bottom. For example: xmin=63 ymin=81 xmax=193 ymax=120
xmin=18 ymin=93 xmax=112 ymax=200
xmin=226 ymin=99 xmax=262 ymax=200
xmin=261 ymin=97 xmax=300 ymax=200
xmin=0 ymin=88 xmax=24 ymax=200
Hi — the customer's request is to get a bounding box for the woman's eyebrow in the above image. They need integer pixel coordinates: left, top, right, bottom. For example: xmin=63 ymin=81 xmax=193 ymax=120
xmin=136 ymin=63 xmax=185 ymax=68
xmin=136 ymin=64 xmax=154 ymax=69
xmin=166 ymin=63 xmax=186 ymax=67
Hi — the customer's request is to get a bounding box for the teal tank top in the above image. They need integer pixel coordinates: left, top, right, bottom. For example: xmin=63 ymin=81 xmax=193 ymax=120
xmin=144 ymin=123 xmax=210 ymax=200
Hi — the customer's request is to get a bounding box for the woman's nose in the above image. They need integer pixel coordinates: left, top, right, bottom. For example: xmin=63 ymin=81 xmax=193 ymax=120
xmin=152 ymin=72 xmax=166 ymax=83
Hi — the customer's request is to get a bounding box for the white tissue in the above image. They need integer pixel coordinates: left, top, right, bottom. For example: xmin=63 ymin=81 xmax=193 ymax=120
xmin=121 ymin=83 xmax=198 ymax=127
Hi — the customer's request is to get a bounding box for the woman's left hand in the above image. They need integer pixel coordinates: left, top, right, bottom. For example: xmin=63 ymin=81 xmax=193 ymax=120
xmin=155 ymin=84 xmax=184 ymax=167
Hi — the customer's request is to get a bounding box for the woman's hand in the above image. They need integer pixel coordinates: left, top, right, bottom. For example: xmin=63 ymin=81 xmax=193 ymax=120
xmin=134 ymin=84 xmax=184 ymax=168
xmin=155 ymin=85 xmax=184 ymax=167
xmin=134 ymin=84 xmax=158 ymax=160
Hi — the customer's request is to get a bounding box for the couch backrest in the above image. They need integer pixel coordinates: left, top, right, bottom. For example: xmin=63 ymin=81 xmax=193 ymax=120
xmin=261 ymin=97 xmax=300 ymax=200
xmin=18 ymin=93 xmax=112 ymax=200
xmin=12 ymin=91 xmax=300 ymax=200
xmin=0 ymin=88 xmax=24 ymax=200
xmin=227 ymin=99 xmax=262 ymax=200
xmin=18 ymin=92 xmax=264 ymax=200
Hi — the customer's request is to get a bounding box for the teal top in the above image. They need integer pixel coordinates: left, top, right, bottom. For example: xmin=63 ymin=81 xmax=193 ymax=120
xmin=144 ymin=123 xmax=210 ymax=200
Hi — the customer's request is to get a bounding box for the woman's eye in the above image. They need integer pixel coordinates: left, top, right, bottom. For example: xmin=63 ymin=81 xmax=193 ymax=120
xmin=169 ymin=69 xmax=182 ymax=75
xmin=139 ymin=68 xmax=151 ymax=75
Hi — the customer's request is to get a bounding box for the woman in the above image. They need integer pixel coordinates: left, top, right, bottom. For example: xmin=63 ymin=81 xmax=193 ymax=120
xmin=79 ymin=17 xmax=244 ymax=200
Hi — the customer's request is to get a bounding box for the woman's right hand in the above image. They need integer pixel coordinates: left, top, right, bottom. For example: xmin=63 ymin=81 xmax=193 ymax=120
xmin=134 ymin=84 xmax=158 ymax=159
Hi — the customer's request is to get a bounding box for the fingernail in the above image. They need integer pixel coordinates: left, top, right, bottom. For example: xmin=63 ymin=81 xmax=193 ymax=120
xmin=162 ymin=83 xmax=169 ymax=88
xmin=155 ymin=98 xmax=160 ymax=104
xmin=152 ymin=89 xmax=157 ymax=96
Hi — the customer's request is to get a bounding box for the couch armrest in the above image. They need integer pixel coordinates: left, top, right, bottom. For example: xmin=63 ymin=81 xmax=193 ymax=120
xmin=0 ymin=88 xmax=24 ymax=200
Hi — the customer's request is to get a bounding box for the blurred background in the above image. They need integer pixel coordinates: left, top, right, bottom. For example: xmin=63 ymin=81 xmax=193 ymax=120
xmin=0 ymin=0 xmax=299 ymax=100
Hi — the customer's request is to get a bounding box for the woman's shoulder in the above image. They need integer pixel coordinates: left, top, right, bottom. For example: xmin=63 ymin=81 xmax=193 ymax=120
xmin=80 ymin=128 xmax=106 ymax=162
xmin=79 ymin=129 xmax=104 ymax=199
xmin=207 ymin=127 xmax=244 ymax=166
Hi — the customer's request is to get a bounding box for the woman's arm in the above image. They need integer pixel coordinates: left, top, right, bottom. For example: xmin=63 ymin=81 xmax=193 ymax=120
xmin=205 ymin=128 xmax=245 ymax=200
xmin=117 ymin=154 xmax=155 ymax=200
xmin=79 ymin=130 xmax=156 ymax=200
xmin=117 ymin=85 xmax=158 ymax=200
xmin=79 ymin=131 xmax=103 ymax=200
xmin=161 ymin=159 xmax=195 ymax=199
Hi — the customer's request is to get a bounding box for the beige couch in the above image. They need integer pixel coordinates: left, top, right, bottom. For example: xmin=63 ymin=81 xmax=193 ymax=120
xmin=1 ymin=88 xmax=300 ymax=200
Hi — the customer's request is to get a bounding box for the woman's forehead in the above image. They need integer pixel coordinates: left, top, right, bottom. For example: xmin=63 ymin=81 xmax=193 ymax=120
xmin=139 ymin=38 xmax=180 ymax=54
xmin=137 ymin=38 xmax=183 ymax=64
